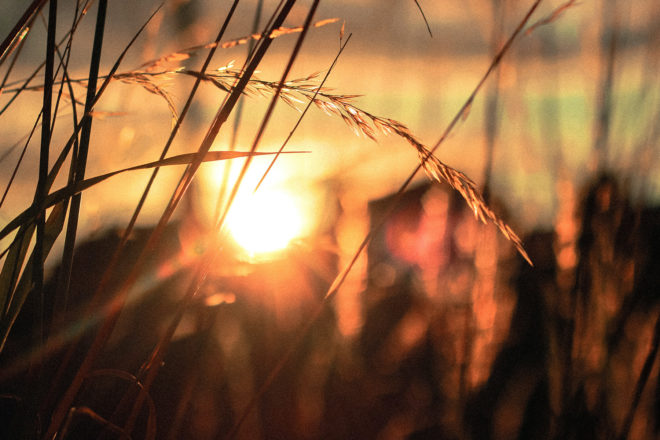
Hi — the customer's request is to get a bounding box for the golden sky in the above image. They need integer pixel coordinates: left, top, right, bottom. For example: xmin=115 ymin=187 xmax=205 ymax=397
xmin=0 ymin=0 xmax=658 ymax=248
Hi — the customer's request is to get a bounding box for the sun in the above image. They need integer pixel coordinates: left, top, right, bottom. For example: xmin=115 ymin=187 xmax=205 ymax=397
xmin=225 ymin=187 xmax=305 ymax=256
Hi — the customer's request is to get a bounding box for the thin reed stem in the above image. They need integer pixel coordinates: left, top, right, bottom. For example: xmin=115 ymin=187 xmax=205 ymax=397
xmin=33 ymin=0 xmax=57 ymax=358
xmin=617 ymin=312 xmax=660 ymax=440
xmin=0 ymin=0 xmax=47 ymax=64
xmin=214 ymin=0 xmax=264 ymax=221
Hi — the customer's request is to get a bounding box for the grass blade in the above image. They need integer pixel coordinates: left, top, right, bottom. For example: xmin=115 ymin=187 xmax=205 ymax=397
xmin=32 ymin=0 xmax=58 ymax=353
xmin=0 ymin=0 xmax=46 ymax=65
xmin=51 ymin=0 xmax=83 ymax=318
xmin=0 ymin=150 xmax=301 ymax=243
xmin=413 ymin=0 xmax=433 ymax=37
xmin=0 ymin=202 xmax=66 ymax=353
xmin=0 ymin=113 xmax=42 ymax=209
xmin=0 ymin=225 xmax=35 ymax=319
xmin=58 ymin=0 xmax=107 ymax=319
xmin=617 ymin=313 xmax=660 ymax=440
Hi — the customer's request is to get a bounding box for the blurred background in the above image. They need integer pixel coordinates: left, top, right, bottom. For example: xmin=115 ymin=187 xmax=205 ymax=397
xmin=0 ymin=0 xmax=659 ymax=439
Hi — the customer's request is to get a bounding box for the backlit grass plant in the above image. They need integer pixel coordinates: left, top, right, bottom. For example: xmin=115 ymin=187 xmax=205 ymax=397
xmin=2 ymin=1 xmax=655 ymax=439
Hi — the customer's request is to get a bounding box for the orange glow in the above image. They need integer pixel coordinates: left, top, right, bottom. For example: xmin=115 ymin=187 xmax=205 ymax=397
xmin=204 ymin=291 xmax=236 ymax=306
xmin=226 ymin=187 xmax=305 ymax=256
xmin=202 ymin=158 xmax=318 ymax=259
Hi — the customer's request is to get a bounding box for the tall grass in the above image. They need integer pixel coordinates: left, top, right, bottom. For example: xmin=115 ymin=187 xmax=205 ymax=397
xmin=0 ymin=0 xmax=658 ymax=439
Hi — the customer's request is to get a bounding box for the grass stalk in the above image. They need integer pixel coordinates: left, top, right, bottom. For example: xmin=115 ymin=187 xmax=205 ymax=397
xmin=58 ymin=0 xmax=106 ymax=319
xmin=214 ymin=0 xmax=264 ymax=221
xmin=0 ymin=113 xmax=42 ymax=209
xmin=33 ymin=0 xmax=57 ymax=366
xmin=0 ymin=0 xmax=47 ymax=65
xmin=0 ymin=26 xmax=29 ymax=93
xmin=617 ymin=313 xmax=660 ymax=440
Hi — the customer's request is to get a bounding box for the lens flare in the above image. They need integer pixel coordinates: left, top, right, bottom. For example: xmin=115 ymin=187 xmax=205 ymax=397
xmin=226 ymin=188 xmax=304 ymax=256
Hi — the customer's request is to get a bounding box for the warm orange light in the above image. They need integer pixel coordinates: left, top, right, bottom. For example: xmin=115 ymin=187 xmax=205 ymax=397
xmin=202 ymin=155 xmax=319 ymax=259
xmin=226 ymin=188 xmax=305 ymax=256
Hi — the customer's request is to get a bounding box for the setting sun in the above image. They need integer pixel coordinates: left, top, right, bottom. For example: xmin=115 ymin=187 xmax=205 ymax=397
xmin=225 ymin=188 xmax=305 ymax=256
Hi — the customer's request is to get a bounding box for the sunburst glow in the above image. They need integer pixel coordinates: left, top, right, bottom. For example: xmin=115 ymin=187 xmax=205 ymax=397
xmin=226 ymin=188 xmax=305 ymax=256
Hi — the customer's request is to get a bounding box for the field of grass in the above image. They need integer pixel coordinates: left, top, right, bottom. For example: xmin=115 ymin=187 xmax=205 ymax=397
xmin=0 ymin=0 xmax=659 ymax=439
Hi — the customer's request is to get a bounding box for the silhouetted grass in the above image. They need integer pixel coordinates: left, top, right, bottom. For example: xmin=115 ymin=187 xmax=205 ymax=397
xmin=0 ymin=1 xmax=658 ymax=439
